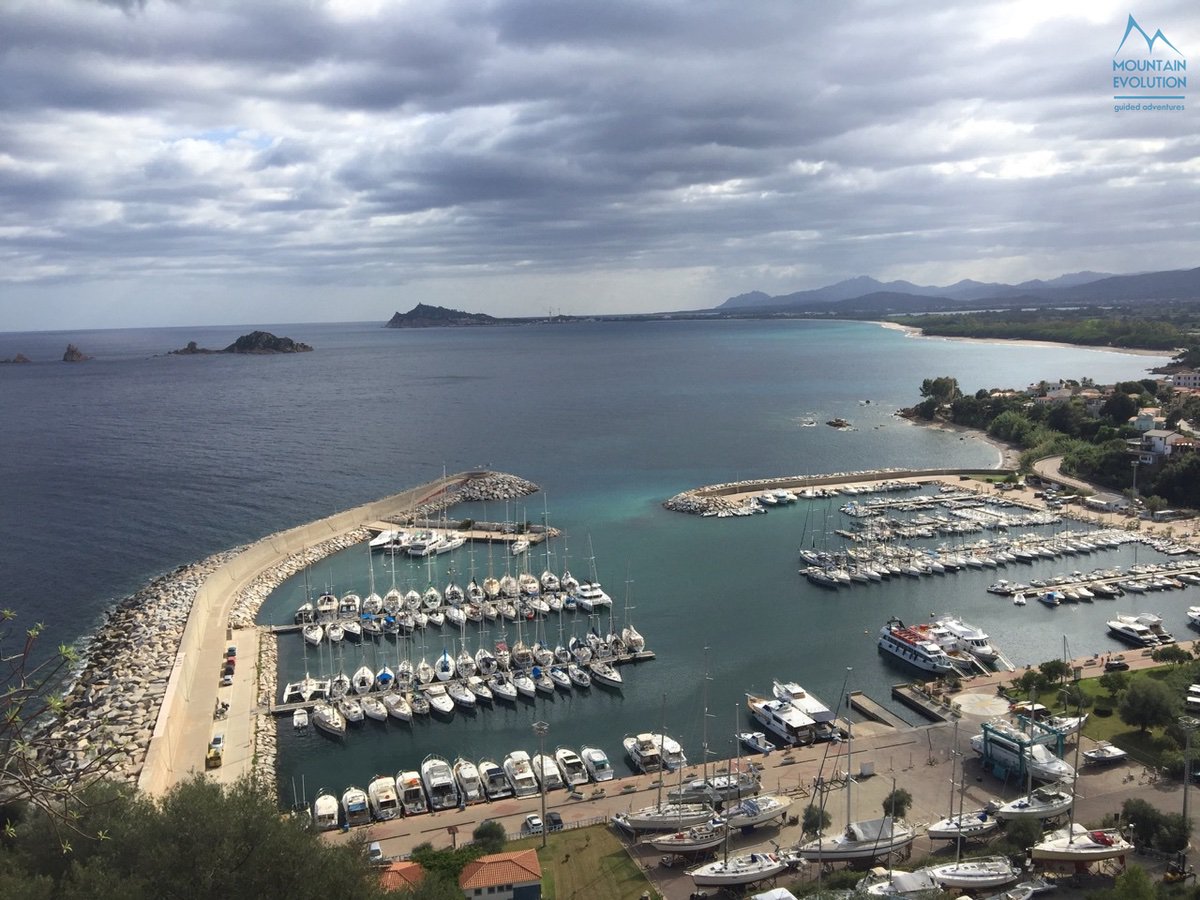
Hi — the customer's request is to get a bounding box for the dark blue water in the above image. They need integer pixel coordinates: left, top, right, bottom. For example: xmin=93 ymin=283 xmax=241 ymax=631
xmin=0 ymin=319 xmax=1167 ymax=803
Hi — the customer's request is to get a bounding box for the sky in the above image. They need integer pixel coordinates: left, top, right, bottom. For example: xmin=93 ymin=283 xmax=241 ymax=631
xmin=2 ymin=0 xmax=1198 ymax=330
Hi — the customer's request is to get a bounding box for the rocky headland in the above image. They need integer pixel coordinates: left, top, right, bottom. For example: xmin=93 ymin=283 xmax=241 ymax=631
xmin=386 ymin=303 xmax=501 ymax=328
xmin=168 ymin=331 xmax=313 ymax=355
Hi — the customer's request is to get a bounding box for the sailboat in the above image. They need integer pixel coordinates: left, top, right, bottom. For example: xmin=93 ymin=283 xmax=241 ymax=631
xmin=796 ymin=669 xmax=915 ymax=862
xmin=613 ymin=696 xmax=714 ymax=832
xmin=688 ymin=852 xmax=793 ymax=889
xmin=927 ymin=725 xmax=1000 ymax=842
xmin=620 ymin=576 xmax=645 ymax=653
xmin=1031 ymin=692 xmax=1132 ymax=865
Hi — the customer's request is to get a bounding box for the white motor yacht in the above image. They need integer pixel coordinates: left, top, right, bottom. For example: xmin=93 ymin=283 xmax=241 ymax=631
xmin=311 ymin=790 xmax=340 ymax=830
xmin=503 ymin=750 xmax=540 ymax=797
xmin=532 ymin=753 xmax=564 ymax=791
xmin=420 ymin=755 xmax=459 ymax=811
xmin=554 ymin=747 xmax=589 ymax=788
xmin=581 ymin=745 xmax=615 ymax=781
xmin=623 ymin=733 xmax=663 ymax=773
xmin=341 ymin=786 xmax=371 ymax=827
xmin=396 ymin=770 xmax=428 ymax=816
xmin=452 ymin=758 xmax=484 ymax=804
xmin=367 ymin=775 xmax=401 ymax=821
xmin=479 ymin=759 xmax=513 ymax=800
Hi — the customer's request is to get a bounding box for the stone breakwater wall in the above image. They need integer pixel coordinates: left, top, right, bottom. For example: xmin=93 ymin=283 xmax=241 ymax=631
xmin=389 ymin=471 xmax=538 ymax=523
xmin=43 ymin=548 xmax=246 ymax=786
xmin=663 ymin=467 xmax=1010 ymax=515
xmin=253 ymin=635 xmax=279 ymax=793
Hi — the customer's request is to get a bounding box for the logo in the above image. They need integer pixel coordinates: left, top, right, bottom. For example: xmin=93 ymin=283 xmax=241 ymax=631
xmin=1112 ymin=14 xmax=1186 ymax=113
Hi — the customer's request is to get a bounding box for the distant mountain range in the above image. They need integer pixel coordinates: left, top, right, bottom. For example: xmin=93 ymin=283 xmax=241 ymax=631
xmin=716 ymin=267 xmax=1200 ymax=314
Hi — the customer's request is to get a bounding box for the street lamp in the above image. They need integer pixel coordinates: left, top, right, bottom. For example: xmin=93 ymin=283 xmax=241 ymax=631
xmin=533 ymin=720 xmax=549 ymax=848
xmin=1180 ymin=715 xmax=1199 ymax=856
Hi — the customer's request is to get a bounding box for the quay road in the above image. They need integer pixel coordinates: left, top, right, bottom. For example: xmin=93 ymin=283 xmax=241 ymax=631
xmin=138 ymin=473 xmax=476 ymax=796
xmin=328 ymin=642 xmax=1200 ymax=900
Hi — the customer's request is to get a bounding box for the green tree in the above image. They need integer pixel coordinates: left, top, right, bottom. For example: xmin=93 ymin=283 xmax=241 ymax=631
xmin=2 ymin=775 xmax=386 ymax=900
xmin=1100 ymin=392 xmax=1138 ymax=424
xmin=1012 ymin=670 xmax=1048 ymax=700
xmin=1037 ymin=659 xmax=1071 ymax=686
xmin=1108 ymin=864 xmax=1157 ymax=900
xmin=881 ymin=788 xmax=912 ymax=819
xmin=919 ymin=376 xmax=962 ymax=405
xmin=471 ymin=820 xmax=506 ymax=854
xmin=802 ymin=803 xmax=831 ymax=836
xmin=1098 ymin=671 xmax=1129 ymax=698
xmin=1118 ymin=679 xmax=1179 ymax=733
xmin=1152 ymin=644 xmax=1192 ymax=665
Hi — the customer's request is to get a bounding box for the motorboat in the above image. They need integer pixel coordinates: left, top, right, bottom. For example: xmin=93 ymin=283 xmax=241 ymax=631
xmin=1189 ymin=606 xmax=1200 ymax=628
xmin=397 ymin=770 xmax=428 ymax=816
xmin=1106 ymin=617 xmax=1160 ymax=647
xmin=581 ymin=745 xmax=615 ymax=782
xmin=928 ymin=855 xmax=1021 ymax=890
xmin=772 ymin=680 xmax=835 ymax=727
xmin=738 ymin=731 xmax=776 ymax=755
xmin=420 ymin=755 xmax=459 ymax=811
xmin=310 ymin=702 xmax=346 ymax=737
xmin=510 ymin=538 xmax=530 ymax=556
xmin=688 ymin=852 xmax=793 ymax=888
xmin=991 ymin=783 xmax=1074 ymax=820
xmin=1030 ymin=823 xmax=1132 ymax=862
xmin=932 ymin=615 xmax=999 ymax=662
xmin=311 ymin=789 xmax=340 ymax=830
xmin=554 ymin=747 xmax=589 ymax=788
xmin=723 ymin=794 xmax=791 ymax=829
xmin=927 ymin=808 xmax=1000 ymax=841
xmin=422 ymin=683 xmax=456 ymax=716
xmin=970 ymin=722 xmax=1075 ymax=782
xmin=341 ymin=785 xmax=371 ymax=827
xmin=1082 ymin=741 xmax=1128 ymax=765
xmin=367 ymin=775 xmax=401 ymax=821
xmin=452 ymin=758 xmax=484 ymax=804
xmin=644 ymin=818 xmax=728 ymax=853
xmin=650 ymin=733 xmax=688 ymax=771
xmin=503 ymin=750 xmax=540 ymax=797
xmin=479 ymin=759 xmax=513 ymax=800
xmin=746 ymin=693 xmax=818 ymax=746
xmin=292 ymin=708 xmax=309 ymax=729
xmin=532 ymin=753 xmax=564 ymax=791
xmin=1117 ymin=612 xmax=1174 ymax=644
xmin=623 ymin=733 xmax=663 ymax=773
xmin=878 ymin=617 xmax=955 ymax=673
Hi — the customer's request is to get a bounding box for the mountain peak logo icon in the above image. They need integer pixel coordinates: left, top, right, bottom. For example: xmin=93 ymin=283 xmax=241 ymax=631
xmin=1115 ymin=14 xmax=1182 ymax=56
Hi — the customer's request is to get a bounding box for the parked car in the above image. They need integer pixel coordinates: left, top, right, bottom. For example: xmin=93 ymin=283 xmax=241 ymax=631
xmin=220 ymin=674 xmax=234 ymax=687
xmin=1105 ymin=658 xmax=1130 ymax=672
xmin=523 ymin=814 xmax=543 ymax=835
xmin=547 ymin=811 xmax=564 ymax=832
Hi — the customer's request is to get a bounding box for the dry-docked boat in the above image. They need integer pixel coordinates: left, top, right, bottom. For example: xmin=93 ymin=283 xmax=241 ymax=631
xmin=797 ymin=816 xmax=915 ymax=862
xmin=970 ymin=722 xmax=1075 ymax=782
xmin=644 ymin=819 xmax=728 ymax=853
xmin=723 ymin=794 xmax=791 ymax=829
xmin=928 ymin=855 xmax=1021 ymax=890
xmin=991 ymin=783 xmax=1074 ymax=821
xmin=688 ymin=852 xmax=793 ymax=888
xmin=1030 ymin=823 xmax=1132 ymax=863
xmin=615 ymin=800 xmax=714 ymax=832
xmin=927 ymin=808 xmax=1000 ymax=841
xmin=1082 ymin=741 xmax=1128 ymax=765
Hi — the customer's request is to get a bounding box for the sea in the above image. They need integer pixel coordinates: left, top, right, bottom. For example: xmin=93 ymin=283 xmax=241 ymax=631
xmin=0 ymin=318 xmax=1175 ymax=806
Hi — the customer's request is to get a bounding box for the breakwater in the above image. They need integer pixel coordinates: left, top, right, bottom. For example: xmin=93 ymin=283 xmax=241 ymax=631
xmin=36 ymin=471 xmax=540 ymax=797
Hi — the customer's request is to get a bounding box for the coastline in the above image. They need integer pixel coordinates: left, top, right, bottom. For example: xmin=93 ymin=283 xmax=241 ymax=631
xmin=874 ymin=319 xmax=1176 ymax=360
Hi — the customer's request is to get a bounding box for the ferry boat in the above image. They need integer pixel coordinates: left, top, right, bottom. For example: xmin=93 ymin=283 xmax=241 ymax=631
xmin=878 ymin=617 xmax=955 ymax=673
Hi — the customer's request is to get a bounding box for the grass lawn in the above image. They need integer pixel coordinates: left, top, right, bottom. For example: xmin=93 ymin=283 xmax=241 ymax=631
xmin=509 ymin=825 xmax=656 ymax=900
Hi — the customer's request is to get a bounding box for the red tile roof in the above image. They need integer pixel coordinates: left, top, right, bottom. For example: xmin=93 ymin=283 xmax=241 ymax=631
xmin=380 ymin=860 xmax=425 ymax=890
xmin=460 ymin=849 xmax=542 ymax=889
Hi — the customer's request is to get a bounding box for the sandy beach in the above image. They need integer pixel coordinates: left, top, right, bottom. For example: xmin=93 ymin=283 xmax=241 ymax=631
xmin=875 ymin=319 xmax=1176 ymax=360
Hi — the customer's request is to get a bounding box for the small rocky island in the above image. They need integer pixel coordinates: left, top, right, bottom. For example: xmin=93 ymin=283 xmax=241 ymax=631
xmin=63 ymin=344 xmax=93 ymax=362
xmin=386 ymin=303 xmax=500 ymax=328
xmin=1 ymin=353 xmax=31 ymax=364
xmin=169 ymin=331 xmax=313 ymax=355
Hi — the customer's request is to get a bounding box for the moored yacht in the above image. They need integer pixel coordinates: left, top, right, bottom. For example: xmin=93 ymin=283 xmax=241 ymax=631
xmin=623 ymin=733 xmax=663 ymax=773
xmin=1106 ymin=617 xmax=1159 ymax=647
xmin=311 ymin=789 xmax=340 ymax=830
xmin=452 ymin=758 xmax=484 ymax=804
xmin=932 ymin=615 xmax=999 ymax=662
xmin=532 ymin=753 xmax=564 ymax=791
xmin=554 ymin=747 xmax=589 ymax=788
xmin=503 ymin=750 xmax=540 ymax=797
xmin=746 ymin=693 xmax=818 ymax=746
xmin=396 ymin=770 xmax=428 ymax=816
xmin=341 ymin=785 xmax=371 ymax=827
xmin=479 ymin=759 xmax=513 ymax=800
xmin=367 ymin=775 xmax=401 ymax=821
xmin=420 ymin=755 xmax=459 ymax=811
xmin=581 ymin=745 xmax=615 ymax=781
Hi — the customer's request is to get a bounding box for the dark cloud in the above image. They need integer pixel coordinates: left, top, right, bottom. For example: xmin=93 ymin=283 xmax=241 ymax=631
xmin=2 ymin=0 xmax=1199 ymax=328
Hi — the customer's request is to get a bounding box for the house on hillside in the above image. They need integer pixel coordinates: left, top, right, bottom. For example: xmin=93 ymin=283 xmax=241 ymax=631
xmin=459 ymin=849 xmax=543 ymax=899
xmin=1171 ymin=371 xmax=1200 ymax=390
xmin=380 ymin=860 xmax=426 ymax=892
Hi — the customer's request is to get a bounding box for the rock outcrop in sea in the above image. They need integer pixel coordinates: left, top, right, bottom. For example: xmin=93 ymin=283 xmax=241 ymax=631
xmin=62 ymin=344 xmax=92 ymax=362
xmin=169 ymin=331 xmax=314 ymax=355
xmin=386 ymin=303 xmax=500 ymax=328
xmin=1 ymin=353 xmax=31 ymax=364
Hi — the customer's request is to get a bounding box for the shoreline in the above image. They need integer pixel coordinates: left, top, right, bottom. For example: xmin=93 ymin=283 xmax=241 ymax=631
xmin=874 ymin=319 xmax=1176 ymax=360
